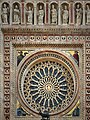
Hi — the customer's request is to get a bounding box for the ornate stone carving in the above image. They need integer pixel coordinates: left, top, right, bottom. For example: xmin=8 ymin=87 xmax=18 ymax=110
xmin=61 ymin=3 xmax=69 ymax=25
xmin=86 ymin=4 xmax=90 ymax=25
xmin=13 ymin=3 xmax=21 ymax=24
xmin=50 ymin=3 xmax=58 ymax=24
xmin=26 ymin=3 xmax=34 ymax=24
xmin=75 ymin=3 xmax=83 ymax=25
xmin=1 ymin=3 xmax=10 ymax=24
xmin=17 ymin=50 xmax=79 ymax=116
xmin=37 ymin=3 xmax=44 ymax=25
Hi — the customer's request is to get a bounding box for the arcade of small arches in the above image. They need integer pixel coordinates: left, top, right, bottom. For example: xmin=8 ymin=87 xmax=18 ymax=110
xmin=0 ymin=0 xmax=90 ymax=26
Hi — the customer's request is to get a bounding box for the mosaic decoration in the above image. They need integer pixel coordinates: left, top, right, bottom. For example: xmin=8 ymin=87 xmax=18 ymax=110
xmin=17 ymin=51 xmax=79 ymax=116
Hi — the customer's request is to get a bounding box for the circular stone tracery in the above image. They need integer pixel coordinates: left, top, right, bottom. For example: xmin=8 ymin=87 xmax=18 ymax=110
xmin=17 ymin=51 xmax=79 ymax=116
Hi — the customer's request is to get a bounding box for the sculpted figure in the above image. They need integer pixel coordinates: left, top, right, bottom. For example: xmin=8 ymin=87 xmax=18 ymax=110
xmin=75 ymin=4 xmax=82 ymax=25
xmin=38 ymin=5 xmax=44 ymax=25
xmin=26 ymin=6 xmax=33 ymax=24
xmin=51 ymin=4 xmax=57 ymax=24
xmin=62 ymin=5 xmax=69 ymax=25
xmin=86 ymin=5 xmax=90 ymax=24
xmin=13 ymin=5 xmax=20 ymax=23
xmin=2 ymin=3 xmax=9 ymax=24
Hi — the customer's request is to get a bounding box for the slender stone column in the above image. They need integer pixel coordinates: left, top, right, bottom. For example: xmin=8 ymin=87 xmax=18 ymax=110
xmin=10 ymin=2 xmax=13 ymax=25
xmin=21 ymin=0 xmax=25 ymax=24
xmin=34 ymin=2 xmax=37 ymax=25
xmin=70 ymin=1 xmax=73 ymax=24
xmin=48 ymin=3 xmax=50 ymax=24
xmin=73 ymin=3 xmax=75 ymax=24
xmin=58 ymin=1 xmax=61 ymax=25
xmin=83 ymin=1 xmax=85 ymax=25
xmin=44 ymin=3 xmax=46 ymax=24
xmin=46 ymin=0 xmax=49 ymax=24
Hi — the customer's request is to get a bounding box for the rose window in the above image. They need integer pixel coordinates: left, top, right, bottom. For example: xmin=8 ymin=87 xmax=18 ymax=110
xmin=17 ymin=51 xmax=79 ymax=116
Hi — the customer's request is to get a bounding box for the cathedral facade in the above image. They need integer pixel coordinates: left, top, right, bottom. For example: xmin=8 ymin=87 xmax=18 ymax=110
xmin=0 ymin=0 xmax=90 ymax=120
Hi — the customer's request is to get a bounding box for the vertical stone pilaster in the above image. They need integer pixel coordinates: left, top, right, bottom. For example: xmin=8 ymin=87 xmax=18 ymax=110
xmin=70 ymin=1 xmax=73 ymax=24
xmin=58 ymin=1 xmax=61 ymax=25
xmin=48 ymin=3 xmax=50 ymax=24
xmin=73 ymin=2 xmax=75 ymax=25
xmin=10 ymin=3 xmax=12 ymax=25
xmin=83 ymin=1 xmax=85 ymax=25
xmin=34 ymin=2 xmax=37 ymax=25
xmin=21 ymin=0 xmax=25 ymax=24
xmin=44 ymin=3 xmax=46 ymax=24
xmin=46 ymin=1 xmax=48 ymax=24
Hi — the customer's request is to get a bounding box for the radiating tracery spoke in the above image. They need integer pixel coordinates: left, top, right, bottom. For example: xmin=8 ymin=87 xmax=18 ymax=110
xmin=22 ymin=60 xmax=75 ymax=113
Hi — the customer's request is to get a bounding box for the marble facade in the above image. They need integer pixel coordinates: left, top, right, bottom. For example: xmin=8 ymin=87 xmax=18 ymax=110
xmin=0 ymin=0 xmax=90 ymax=120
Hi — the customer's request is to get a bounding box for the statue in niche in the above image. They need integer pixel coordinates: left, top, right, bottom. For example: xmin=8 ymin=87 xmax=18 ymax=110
xmin=13 ymin=5 xmax=20 ymax=23
xmin=62 ymin=5 xmax=69 ymax=25
xmin=75 ymin=4 xmax=82 ymax=25
xmin=51 ymin=4 xmax=57 ymax=24
xmin=1 ymin=3 xmax=9 ymax=24
xmin=86 ymin=4 xmax=90 ymax=24
xmin=38 ymin=5 xmax=44 ymax=25
xmin=26 ymin=6 xmax=33 ymax=24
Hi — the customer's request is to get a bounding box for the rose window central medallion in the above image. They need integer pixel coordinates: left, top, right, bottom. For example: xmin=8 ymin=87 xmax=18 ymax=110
xmin=17 ymin=51 xmax=79 ymax=116
xmin=45 ymin=83 xmax=53 ymax=92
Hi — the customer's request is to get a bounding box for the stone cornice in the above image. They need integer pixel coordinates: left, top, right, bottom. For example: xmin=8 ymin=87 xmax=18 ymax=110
xmin=1 ymin=26 xmax=90 ymax=35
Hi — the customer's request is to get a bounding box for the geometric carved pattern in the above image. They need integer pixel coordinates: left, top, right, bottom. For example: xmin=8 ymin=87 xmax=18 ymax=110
xmin=17 ymin=50 xmax=79 ymax=116
xmin=4 ymin=35 xmax=10 ymax=120
xmin=23 ymin=61 xmax=74 ymax=114
xmin=86 ymin=40 xmax=90 ymax=118
xmin=10 ymin=35 xmax=88 ymax=44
